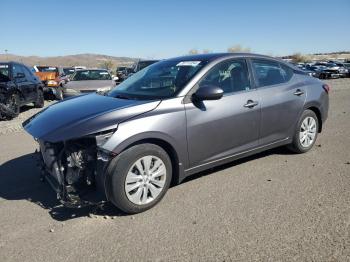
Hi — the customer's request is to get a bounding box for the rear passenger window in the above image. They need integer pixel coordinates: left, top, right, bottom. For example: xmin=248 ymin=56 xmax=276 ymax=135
xmin=199 ymin=59 xmax=251 ymax=94
xmin=280 ymin=63 xmax=293 ymax=82
xmin=252 ymin=59 xmax=293 ymax=87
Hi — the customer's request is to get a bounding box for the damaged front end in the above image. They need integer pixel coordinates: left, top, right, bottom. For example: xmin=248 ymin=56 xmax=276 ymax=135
xmin=22 ymin=93 xmax=162 ymax=208
xmin=37 ymin=132 xmax=114 ymax=208
xmin=0 ymin=89 xmax=17 ymax=119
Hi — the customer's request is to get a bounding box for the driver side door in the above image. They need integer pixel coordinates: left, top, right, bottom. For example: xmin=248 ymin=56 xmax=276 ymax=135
xmin=185 ymin=58 xmax=260 ymax=169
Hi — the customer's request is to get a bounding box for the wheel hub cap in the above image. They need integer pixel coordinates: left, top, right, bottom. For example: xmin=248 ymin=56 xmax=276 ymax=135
xmin=125 ymin=156 xmax=166 ymax=205
xmin=299 ymin=116 xmax=317 ymax=148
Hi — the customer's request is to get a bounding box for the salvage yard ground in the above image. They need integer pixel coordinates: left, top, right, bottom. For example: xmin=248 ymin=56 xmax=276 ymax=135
xmin=0 ymin=78 xmax=349 ymax=261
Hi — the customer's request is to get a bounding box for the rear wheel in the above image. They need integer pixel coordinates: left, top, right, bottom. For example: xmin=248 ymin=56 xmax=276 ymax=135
xmin=106 ymin=143 xmax=172 ymax=214
xmin=288 ymin=109 xmax=318 ymax=153
xmin=34 ymin=89 xmax=44 ymax=108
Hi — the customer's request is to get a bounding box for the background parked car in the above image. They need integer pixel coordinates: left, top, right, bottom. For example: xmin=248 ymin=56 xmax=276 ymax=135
xmin=133 ymin=59 xmax=159 ymax=73
xmin=344 ymin=63 xmax=350 ymax=77
xmin=116 ymin=66 xmax=134 ymax=83
xmin=63 ymin=67 xmax=76 ymax=78
xmin=33 ymin=65 xmax=68 ymax=100
xmin=0 ymin=61 xmax=44 ymax=119
xmin=328 ymin=61 xmax=349 ymax=77
xmin=63 ymin=69 xmax=116 ymax=97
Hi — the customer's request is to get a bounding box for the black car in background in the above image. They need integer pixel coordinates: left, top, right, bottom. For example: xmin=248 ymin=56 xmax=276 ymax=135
xmin=116 ymin=66 xmax=134 ymax=83
xmin=115 ymin=60 xmax=160 ymax=83
xmin=63 ymin=67 xmax=76 ymax=78
xmin=133 ymin=59 xmax=159 ymax=72
xmin=0 ymin=61 xmax=44 ymax=119
xmin=344 ymin=63 xmax=350 ymax=77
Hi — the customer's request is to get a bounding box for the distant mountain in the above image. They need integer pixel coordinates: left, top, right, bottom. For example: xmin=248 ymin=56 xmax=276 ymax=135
xmin=0 ymin=53 xmax=138 ymax=68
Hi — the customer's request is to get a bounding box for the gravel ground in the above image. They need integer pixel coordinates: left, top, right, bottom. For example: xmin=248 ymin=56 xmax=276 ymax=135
xmin=0 ymin=101 xmax=55 ymax=135
xmin=0 ymin=78 xmax=349 ymax=261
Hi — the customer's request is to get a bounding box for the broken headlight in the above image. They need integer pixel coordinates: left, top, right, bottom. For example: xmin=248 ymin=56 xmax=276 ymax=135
xmin=95 ymin=129 xmax=117 ymax=161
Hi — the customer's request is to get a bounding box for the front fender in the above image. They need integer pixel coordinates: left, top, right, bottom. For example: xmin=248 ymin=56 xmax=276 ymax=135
xmin=101 ymin=130 xmax=186 ymax=185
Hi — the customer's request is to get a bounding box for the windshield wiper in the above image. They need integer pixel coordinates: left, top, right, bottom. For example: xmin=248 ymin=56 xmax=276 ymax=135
xmin=114 ymin=94 xmax=134 ymax=100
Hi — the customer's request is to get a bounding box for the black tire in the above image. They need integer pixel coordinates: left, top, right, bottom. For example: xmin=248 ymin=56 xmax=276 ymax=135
xmin=288 ymin=109 xmax=319 ymax=154
xmin=5 ymin=93 xmax=20 ymax=119
xmin=56 ymin=87 xmax=64 ymax=100
xmin=105 ymin=143 xmax=172 ymax=214
xmin=34 ymin=89 xmax=45 ymax=108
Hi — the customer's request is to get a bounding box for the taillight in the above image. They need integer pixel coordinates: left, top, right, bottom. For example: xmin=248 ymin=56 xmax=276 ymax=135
xmin=322 ymin=84 xmax=330 ymax=94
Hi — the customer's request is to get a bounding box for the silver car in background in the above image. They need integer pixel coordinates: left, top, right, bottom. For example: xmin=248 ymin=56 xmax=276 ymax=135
xmin=63 ymin=69 xmax=116 ymax=97
xmin=23 ymin=53 xmax=329 ymax=214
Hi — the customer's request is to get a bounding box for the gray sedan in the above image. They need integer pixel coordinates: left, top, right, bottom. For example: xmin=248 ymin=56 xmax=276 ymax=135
xmin=63 ymin=69 xmax=116 ymax=97
xmin=23 ymin=53 xmax=329 ymax=214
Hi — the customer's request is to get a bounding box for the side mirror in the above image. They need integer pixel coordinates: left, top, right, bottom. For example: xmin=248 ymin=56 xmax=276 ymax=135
xmin=15 ymin=72 xmax=25 ymax=78
xmin=113 ymin=76 xmax=119 ymax=81
xmin=192 ymin=85 xmax=224 ymax=101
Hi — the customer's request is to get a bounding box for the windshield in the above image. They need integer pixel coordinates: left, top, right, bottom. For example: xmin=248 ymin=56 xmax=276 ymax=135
xmin=72 ymin=70 xmax=112 ymax=81
xmin=63 ymin=68 xmax=75 ymax=75
xmin=0 ymin=64 xmax=10 ymax=82
xmin=109 ymin=59 xmax=208 ymax=99
xmin=36 ymin=66 xmax=58 ymax=72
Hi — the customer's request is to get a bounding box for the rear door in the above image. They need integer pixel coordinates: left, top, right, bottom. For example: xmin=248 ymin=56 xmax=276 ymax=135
xmin=250 ymin=59 xmax=306 ymax=145
xmin=185 ymin=58 xmax=260 ymax=167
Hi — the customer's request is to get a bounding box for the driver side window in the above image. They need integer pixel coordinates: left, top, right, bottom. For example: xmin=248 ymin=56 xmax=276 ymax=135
xmin=199 ymin=59 xmax=251 ymax=94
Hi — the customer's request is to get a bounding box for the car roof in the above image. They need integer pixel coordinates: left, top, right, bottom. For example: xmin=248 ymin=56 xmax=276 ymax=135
xmin=166 ymin=53 xmax=280 ymax=63
xmin=1 ymin=61 xmax=22 ymax=65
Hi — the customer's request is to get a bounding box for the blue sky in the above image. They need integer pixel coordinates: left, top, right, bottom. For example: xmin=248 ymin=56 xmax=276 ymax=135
xmin=2 ymin=0 xmax=350 ymax=58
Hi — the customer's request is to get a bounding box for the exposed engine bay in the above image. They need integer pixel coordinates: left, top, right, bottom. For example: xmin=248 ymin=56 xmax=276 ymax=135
xmin=37 ymin=136 xmax=111 ymax=207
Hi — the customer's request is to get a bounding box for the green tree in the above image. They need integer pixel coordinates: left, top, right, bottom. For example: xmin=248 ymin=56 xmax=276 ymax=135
xmin=100 ymin=60 xmax=114 ymax=70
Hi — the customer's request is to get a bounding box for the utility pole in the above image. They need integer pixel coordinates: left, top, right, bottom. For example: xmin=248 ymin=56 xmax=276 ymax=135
xmin=4 ymin=49 xmax=9 ymax=61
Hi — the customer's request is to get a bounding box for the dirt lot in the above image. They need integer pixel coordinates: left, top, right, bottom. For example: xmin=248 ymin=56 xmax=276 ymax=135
xmin=0 ymin=79 xmax=349 ymax=261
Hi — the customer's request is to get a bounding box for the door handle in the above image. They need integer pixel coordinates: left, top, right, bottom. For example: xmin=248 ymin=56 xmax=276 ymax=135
xmin=294 ymin=89 xmax=304 ymax=96
xmin=244 ymin=100 xmax=259 ymax=108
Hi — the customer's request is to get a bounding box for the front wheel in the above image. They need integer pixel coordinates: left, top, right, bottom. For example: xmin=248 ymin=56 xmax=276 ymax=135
xmin=288 ymin=109 xmax=319 ymax=153
xmin=106 ymin=143 xmax=172 ymax=214
xmin=4 ymin=93 xmax=20 ymax=119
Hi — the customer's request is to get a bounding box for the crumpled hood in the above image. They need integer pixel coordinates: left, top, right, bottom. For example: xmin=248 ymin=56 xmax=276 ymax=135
xmin=23 ymin=93 xmax=161 ymax=142
xmin=65 ymin=80 xmax=116 ymax=91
